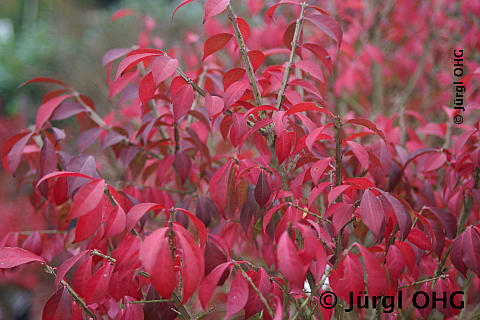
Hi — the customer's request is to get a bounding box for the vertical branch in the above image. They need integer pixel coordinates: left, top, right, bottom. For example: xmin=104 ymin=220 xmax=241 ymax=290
xmin=276 ymin=2 xmax=308 ymax=109
xmin=226 ymin=4 xmax=262 ymax=106
xmin=334 ymin=116 xmax=343 ymax=187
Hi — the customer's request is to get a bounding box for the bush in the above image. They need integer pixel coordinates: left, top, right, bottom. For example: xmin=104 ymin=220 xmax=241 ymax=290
xmin=1 ymin=0 xmax=479 ymax=319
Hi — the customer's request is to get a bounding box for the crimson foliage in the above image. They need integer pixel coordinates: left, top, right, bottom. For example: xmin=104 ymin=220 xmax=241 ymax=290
xmin=1 ymin=0 xmax=480 ymax=319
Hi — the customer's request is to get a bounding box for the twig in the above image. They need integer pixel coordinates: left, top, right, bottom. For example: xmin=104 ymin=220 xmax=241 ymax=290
xmin=126 ymin=299 xmax=172 ymax=304
xmin=191 ymin=67 xmax=208 ymax=111
xmin=399 ymin=274 xmax=448 ymax=289
xmin=276 ymin=3 xmax=308 ymax=109
xmin=17 ymin=230 xmax=66 ymax=235
xmin=226 ymin=4 xmax=262 ymax=106
xmin=232 ymin=261 xmax=275 ymax=318
xmin=175 ymin=65 xmax=206 ymax=97
xmin=334 ymin=116 xmax=343 ymax=188
xmin=43 ymin=264 xmax=96 ymax=319
xmin=73 ymin=92 xmax=163 ymax=160
xmin=91 ymin=249 xmax=116 ymax=263
xmin=288 ymin=203 xmax=324 ymax=221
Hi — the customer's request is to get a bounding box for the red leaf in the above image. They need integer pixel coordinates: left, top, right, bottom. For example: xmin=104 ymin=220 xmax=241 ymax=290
xmin=152 ymin=56 xmax=178 ymax=84
xmin=424 ymin=152 xmax=447 ymax=172
xmin=0 ymin=247 xmax=45 ymax=268
xmin=462 ymin=227 xmax=480 ymax=276
xmin=50 ymin=100 xmax=85 ymax=121
xmin=345 ymin=118 xmax=386 ymax=141
xmin=172 ymin=84 xmax=194 ymax=122
xmin=19 ymin=77 xmax=70 ymax=88
xmin=327 ymin=203 xmax=354 ymax=235
xmin=327 ymin=185 xmax=350 ymax=206
xmin=37 ymin=136 xmax=57 ymax=193
xmin=203 ymin=33 xmax=233 ymax=61
xmin=304 ymin=13 xmax=342 ymax=47
xmin=42 ymin=287 xmax=72 ymax=320
xmin=84 ymin=262 xmax=114 ymax=305
xmin=283 ymin=22 xmax=296 ymax=50
xmin=209 ymin=159 xmax=235 ymax=217
xmin=126 ymin=203 xmax=166 ymax=231
xmin=225 ymin=270 xmax=249 ymax=319
xmin=36 ymin=94 xmax=73 ymax=129
xmin=199 ymin=262 xmax=233 ymax=309
xmin=172 ymin=0 xmax=196 ymax=18
xmin=72 ymin=256 xmax=92 ymax=298
xmin=450 ymin=234 xmax=467 ymax=277
xmin=385 ymin=245 xmax=404 ymax=282
xmin=139 ymin=72 xmax=155 ymax=106
xmin=236 ymin=17 xmax=250 ymax=41
xmin=240 ymin=201 xmax=255 ymax=234
xmin=5 ymin=131 xmax=34 ymax=175
xmin=263 ymin=203 xmax=289 ymax=232
xmin=174 ymin=151 xmax=192 ymax=182
xmin=277 ymin=232 xmax=305 ymax=288
xmin=254 ymin=170 xmax=271 ymax=207
xmin=223 ymin=68 xmax=245 ymax=90
xmin=300 ymin=43 xmax=332 ymax=73
xmin=174 ymin=208 xmax=208 ymax=249
xmin=111 ymin=9 xmax=137 ymax=21
xmin=248 ymin=50 xmax=265 ymax=72
xmin=266 ymin=0 xmax=301 ymax=17
xmin=139 ymin=228 xmax=176 ymax=298
xmin=424 ymin=207 xmax=457 ymax=239
xmin=395 ymin=242 xmax=416 ymax=276
xmin=454 ymin=128 xmax=477 ymax=155
xmin=244 ymin=268 xmax=271 ymax=319
xmin=407 ymin=229 xmax=432 ymax=250
xmin=224 ymin=80 xmax=249 ymax=108
xmin=55 ymin=250 xmax=89 ymax=290
xmin=104 ymin=205 xmax=127 ymax=237
xmin=102 ymin=48 xmax=130 ymax=67
xmin=355 ymin=244 xmax=386 ymax=296
xmin=346 ymin=141 xmax=369 ymax=171
xmin=205 ymin=93 xmax=224 ymax=118
xmin=173 ymin=224 xmax=205 ymax=304
xmin=285 ymin=102 xmax=332 ymax=117
xmin=73 ymin=200 xmax=103 ymax=242
xmin=329 ymin=252 xmax=364 ymax=301
xmin=275 ymin=131 xmax=291 ymax=164
xmin=115 ymin=52 xmax=163 ymax=80
xmin=295 ymin=60 xmax=325 ymax=82
xmin=358 ymin=189 xmax=385 ymax=238
xmin=311 ymin=157 xmax=332 ymax=185
xmin=69 ymin=179 xmax=105 ymax=219
xmin=36 ymin=171 xmax=94 ymax=188
xmin=204 ymin=0 xmax=230 ymax=23
xmin=230 ymin=113 xmax=247 ymax=147
xmin=376 ymin=190 xmax=412 ymax=239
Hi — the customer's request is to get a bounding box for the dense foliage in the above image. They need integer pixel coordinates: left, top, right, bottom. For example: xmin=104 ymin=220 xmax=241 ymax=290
xmin=1 ymin=0 xmax=479 ymax=319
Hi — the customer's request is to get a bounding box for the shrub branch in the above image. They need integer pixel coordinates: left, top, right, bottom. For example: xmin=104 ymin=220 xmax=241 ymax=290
xmin=226 ymin=4 xmax=262 ymax=106
xmin=276 ymin=2 xmax=308 ymax=109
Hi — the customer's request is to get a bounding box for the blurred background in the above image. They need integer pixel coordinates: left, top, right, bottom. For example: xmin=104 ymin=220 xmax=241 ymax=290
xmin=0 ymin=0 xmax=202 ymax=121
